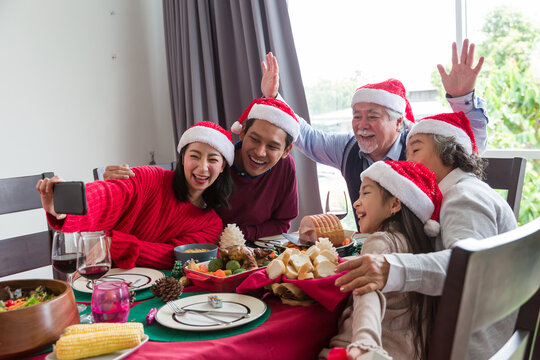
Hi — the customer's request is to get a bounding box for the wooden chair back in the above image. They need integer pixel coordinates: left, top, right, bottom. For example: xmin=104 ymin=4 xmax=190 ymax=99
xmin=428 ymin=217 xmax=540 ymax=360
xmin=92 ymin=162 xmax=177 ymax=181
xmin=0 ymin=173 xmax=56 ymax=277
xmin=483 ymin=157 xmax=527 ymax=219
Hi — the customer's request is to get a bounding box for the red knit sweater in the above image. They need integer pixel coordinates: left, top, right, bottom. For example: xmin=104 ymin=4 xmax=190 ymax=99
xmin=47 ymin=166 xmax=222 ymax=269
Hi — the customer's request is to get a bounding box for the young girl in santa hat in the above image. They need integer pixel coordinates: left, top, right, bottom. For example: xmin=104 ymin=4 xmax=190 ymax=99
xmin=327 ymin=160 xmax=442 ymax=360
xmin=37 ymin=121 xmax=235 ymax=269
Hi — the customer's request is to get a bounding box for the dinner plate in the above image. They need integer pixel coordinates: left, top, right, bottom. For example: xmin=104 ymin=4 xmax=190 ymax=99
xmin=45 ymin=334 xmax=149 ymax=360
xmin=155 ymin=293 xmax=267 ymax=331
xmin=72 ymin=267 xmax=165 ymax=293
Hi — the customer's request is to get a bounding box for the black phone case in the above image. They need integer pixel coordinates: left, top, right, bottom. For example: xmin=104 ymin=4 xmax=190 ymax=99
xmin=53 ymin=182 xmax=87 ymax=215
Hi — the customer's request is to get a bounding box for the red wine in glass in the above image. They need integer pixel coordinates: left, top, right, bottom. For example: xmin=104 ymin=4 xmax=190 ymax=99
xmin=52 ymin=253 xmax=79 ymax=274
xmin=79 ymin=265 xmax=111 ymax=280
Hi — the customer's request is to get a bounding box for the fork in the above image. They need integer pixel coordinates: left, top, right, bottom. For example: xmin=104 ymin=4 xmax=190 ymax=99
xmin=167 ymin=301 xmax=231 ymax=325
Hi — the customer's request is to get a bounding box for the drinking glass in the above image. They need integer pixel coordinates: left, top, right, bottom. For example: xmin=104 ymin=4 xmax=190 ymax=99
xmin=325 ymin=190 xmax=348 ymax=220
xmin=77 ymin=231 xmax=111 ymax=290
xmin=51 ymin=231 xmax=86 ymax=312
xmin=91 ymin=281 xmax=130 ymax=323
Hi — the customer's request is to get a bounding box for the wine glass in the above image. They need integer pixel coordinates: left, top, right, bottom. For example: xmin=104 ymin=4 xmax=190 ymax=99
xmin=325 ymin=190 xmax=348 ymax=220
xmin=51 ymin=231 xmax=87 ymax=312
xmin=77 ymin=231 xmax=111 ymax=290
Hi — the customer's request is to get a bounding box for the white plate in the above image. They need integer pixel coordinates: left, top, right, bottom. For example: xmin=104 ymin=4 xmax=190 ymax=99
xmin=45 ymin=334 xmax=149 ymax=360
xmin=72 ymin=267 xmax=165 ymax=293
xmin=155 ymin=293 xmax=267 ymax=331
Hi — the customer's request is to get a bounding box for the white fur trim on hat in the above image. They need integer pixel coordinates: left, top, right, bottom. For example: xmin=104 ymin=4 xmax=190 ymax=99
xmin=361 ymin=162 xmax=434 ymax=224
xmin=351 ymin=88 xmax=406 ymax=115
xmin=231 ymin=103 xmax=300 ymax=140
xmin=177 ymin=126 xmax=234 ymax=166
xmin=407 ymin=119 xmax=473 ymax=155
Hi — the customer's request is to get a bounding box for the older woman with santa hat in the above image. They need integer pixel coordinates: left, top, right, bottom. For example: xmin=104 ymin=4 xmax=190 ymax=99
xmin=37 ymin=121 xmax=235 ymax=269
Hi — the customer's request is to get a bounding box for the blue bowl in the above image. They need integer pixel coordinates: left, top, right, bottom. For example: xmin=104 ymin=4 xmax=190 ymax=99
xmin=174 ymin=243 xmax=218 ymax=264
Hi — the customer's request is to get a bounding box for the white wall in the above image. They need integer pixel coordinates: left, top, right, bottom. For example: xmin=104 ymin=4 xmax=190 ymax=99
xmin=0 ymin=0 xmax=175 ymax=280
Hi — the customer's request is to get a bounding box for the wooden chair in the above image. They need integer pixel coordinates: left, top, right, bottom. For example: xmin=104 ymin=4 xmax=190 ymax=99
xmin=483 ymin=157 xmax=527 ymax=219
xmin=0 ymin=173 xmax=57 ymax=277
xmin=428 ymin=216 xmax=540 ymax=360
xmin=92 ymin=161 xmax=177 ymax=181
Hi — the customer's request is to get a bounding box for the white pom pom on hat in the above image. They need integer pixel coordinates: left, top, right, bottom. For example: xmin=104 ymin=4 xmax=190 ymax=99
xmin=361 ymin=161 xmax=443 ymax=236
xmin=177 ymin=121 xmax=235 ymax=166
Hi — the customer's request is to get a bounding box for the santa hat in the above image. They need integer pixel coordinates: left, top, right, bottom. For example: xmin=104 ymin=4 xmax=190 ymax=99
xmin=361 ymin=161 xmax=442 ymax=236
xmin=406 ymin=111 xmax=478 ymax=155
xmin=177 ymin=121 xmax=235 ymax=166
xmin=351 ymin=79 xmax=415 ymax=123
xmin=231 ymin=98 xmax=300 ymax=141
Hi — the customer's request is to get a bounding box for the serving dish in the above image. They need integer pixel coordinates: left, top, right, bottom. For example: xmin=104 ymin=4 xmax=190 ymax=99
xmin=184 ymin=261 xmax=264 ymax=292
xmin=45 ymin=334 xmax=149 ymax=360
xmin=174 ymin=243 xmax=218 ymax=263
xmin=0 ymin=279 xmax=79 ymax=359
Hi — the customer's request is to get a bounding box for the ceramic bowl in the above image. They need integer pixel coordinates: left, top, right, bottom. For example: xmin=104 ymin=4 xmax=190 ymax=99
xmin=0 ymin=279 xmax=79 ymax=359
xmin=174 ymin=243 xmax=218 ymax=264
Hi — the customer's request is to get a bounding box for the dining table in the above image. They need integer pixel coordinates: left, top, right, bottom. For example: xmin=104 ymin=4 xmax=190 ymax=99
xmin=24 ymin=282 xmax=346 ymax=360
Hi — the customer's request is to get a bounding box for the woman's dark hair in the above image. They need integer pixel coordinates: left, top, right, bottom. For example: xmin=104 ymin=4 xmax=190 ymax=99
xmin=431 ymin=134 xmax=487 ymax=180
xmin=243 ymin=118 xmax=294 ymax=149
xmin=377 ymin=184 xmax=438 ymax=360
xmin=172 ymin=145 xmax=234 ymax=210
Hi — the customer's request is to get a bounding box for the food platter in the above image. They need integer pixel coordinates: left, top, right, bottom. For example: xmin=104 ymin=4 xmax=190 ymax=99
xmin=155 ymin=293 xmax=267 ymax=331
xmin=256 ymin=231 xmax=367 ymax=257
xmin=72 ymin=267 xmax=164 ymax=293
xmin=45 ymin=334 xmax=149 ymax=360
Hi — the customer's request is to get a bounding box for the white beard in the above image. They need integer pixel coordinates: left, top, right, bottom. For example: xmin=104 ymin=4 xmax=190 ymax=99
xmin=357 ymin=137 xmax=379 ymax=154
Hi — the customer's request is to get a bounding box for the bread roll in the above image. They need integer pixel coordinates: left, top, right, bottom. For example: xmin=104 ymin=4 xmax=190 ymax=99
xmin=298 ymin=213 xmax=345 ymax=246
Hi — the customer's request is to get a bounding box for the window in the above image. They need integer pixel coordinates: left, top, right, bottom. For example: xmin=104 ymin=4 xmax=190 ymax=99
xmin=288 ymin=0 xmax=456 ymax=229
xmin=289 ymin=0 xmax=540 ymax=226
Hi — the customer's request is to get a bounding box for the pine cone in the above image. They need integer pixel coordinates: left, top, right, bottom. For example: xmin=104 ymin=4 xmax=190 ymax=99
xmin=151 ymin=276 xmax=184 ymax=302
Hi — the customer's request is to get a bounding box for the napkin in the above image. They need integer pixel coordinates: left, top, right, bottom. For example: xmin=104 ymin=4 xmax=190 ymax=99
xmin=236 ymin=266 xmax=350 ymax=312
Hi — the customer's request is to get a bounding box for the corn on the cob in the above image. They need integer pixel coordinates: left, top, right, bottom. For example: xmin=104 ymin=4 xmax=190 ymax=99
xmin=62 ymin=322 xmax=144 ymax=338
xmin=54 ymin=328 xmax=142 ymax=360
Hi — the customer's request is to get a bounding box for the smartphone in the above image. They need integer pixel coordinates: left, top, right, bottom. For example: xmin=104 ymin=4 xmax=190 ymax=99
xmin=53 ymin=181 xmax=87 ymax=215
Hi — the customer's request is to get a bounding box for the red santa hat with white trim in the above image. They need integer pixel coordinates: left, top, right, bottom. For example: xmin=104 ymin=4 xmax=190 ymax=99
xmin=361 ymin=161 xmax=443 ymax=236
xmin=231 ymin=98 xmax=300 ymax=141
xmin=177 ymin=121 xmax=235 ymax=166
xmin=406 ymin=111 xmax=478 ymax=155
xmin=351 ymin=79 xmax=415 ymax=123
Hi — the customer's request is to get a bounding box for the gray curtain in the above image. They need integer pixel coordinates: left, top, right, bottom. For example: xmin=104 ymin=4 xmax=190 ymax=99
xmin=162 ymin=0 xmax=322 ymax=229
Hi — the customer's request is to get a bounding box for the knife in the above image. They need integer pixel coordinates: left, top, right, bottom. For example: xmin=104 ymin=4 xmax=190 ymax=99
xmin=183 ymin=308 xmax=250 ymax=317
xmin=281 ymin=233 xmax=307 ymax=247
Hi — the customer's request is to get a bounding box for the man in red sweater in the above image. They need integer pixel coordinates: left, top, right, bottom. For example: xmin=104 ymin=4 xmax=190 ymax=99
xmin=104 ymin=99 xmax=300 ymax=242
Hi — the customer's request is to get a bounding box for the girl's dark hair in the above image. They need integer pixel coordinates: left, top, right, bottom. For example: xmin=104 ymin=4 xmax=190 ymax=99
xmin=377 ymin=185 xmax=438 ymax=360
xmin=431 ymin=134 xmax=487 ymax=180
xmin=172 ymin=145 xmax=234 ymax=210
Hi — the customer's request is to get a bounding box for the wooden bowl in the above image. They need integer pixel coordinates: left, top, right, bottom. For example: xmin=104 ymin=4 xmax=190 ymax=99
xmin=0 ymin=279 xmax=79 ymax=359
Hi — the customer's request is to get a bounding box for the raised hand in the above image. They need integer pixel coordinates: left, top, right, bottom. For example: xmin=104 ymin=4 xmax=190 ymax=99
xmin=36 ymin=175 xmax=66 ymax=220
xmin=260 ymin=52 xmax=279 ymax=99
xmin=437 ymin=39 xmax=485 ymax=97
xmin=103 ymin=164 xmax=135 ymax=180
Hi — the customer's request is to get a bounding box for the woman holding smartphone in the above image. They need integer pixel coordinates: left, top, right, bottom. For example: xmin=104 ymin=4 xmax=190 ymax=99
xmin=37 ymin=122 xmax=234 ymax=269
